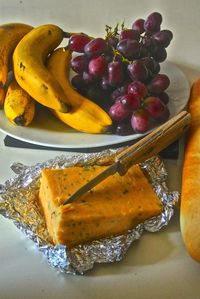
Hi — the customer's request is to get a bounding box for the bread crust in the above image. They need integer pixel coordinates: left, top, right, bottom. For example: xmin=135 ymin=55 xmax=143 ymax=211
xmin=180 ymin=78 xmax=200 ymax=262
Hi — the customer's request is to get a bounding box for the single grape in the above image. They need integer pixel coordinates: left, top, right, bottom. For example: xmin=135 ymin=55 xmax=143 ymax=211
xmin=131 ymin=109 xmax=150 ymax=133
xmin=128 ymin=80 xmax=148 ymax=99
xmin=152 ymin=60 xmax=160 ymax=74
xmin=84 ymin=84 xmax=99 ymax=100
xmin=119 ymin=29 xmax=140 ymax=42
xmin=144 ymin=12 xmax=162 ymax=33
xmin=111 ymin=88 xmax=123 ymax=101
xmin=84 ymin=38 xmax=108 ymax=57
xmin=143 ymin=96 xmax=167 ymax=119
xmin=68 ymin=34 xmax=91 ymax=53
xmin=148 ymin=74 xmax=170 ymax=93
xmin=140 ymin=57 xmax=160 ymax=76
xmin=158 ymin=91 xmax=169 ymax=104
xmin=138 ymin=44 xmax=149 ymax=58
xmin=107 ymin=36 xmax=119 ymax=48
xmin=152 ymin=47 xmax=167 ymax=62
xmin=109 ymin=100 xmax=130 ymax=122
xmin=88 ymin=56 xmax=107 ymax=77
xmin=116 ymin=39 xmax=140 ymax=59
xmin=82 ymin=71 xmax=95 ymax=84
xmin=85 ymin=84 xmax=108 ymax=108
xmin=108 ymin=61 xmax=124 ymax=87
xmin=143 ymin=37 xmax=159 ymax=54
xmin=140 ymin=57 xmax=155 ymax=73
xmin=115 ymin=121 xmax=134 ymax=135
xmin=101 ymin=76 xmax=111 ymax=90
xmin=71 ymin=55 xmax=88 ymax=74
xmin=152 ymin=30 xmax=173 ymax=48
xmin=119 ymin=94 xmax=140 ymax=110
xmin=71 ymin=75 xmax=84 ymax=90
xmin=121 ymin=82 xmax=131 ymax=93
xmin=104 ymin=54 xmax=113 ymax=63
xmin=128 ymin=61 xmax=148 ymax=82
xmin=111 ymin=84 xmax=129 ymax=101
xmin=132 ymin=18 xmax=145 ymax=34
xmin=156 ymin=105 xmax=170 ymax=123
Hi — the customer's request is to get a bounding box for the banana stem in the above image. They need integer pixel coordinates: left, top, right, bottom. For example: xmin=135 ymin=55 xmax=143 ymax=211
xmin=62 ymin=31 xmax=73 ymax=38
xmin=62 ymin=31 xmax=94 ymax=39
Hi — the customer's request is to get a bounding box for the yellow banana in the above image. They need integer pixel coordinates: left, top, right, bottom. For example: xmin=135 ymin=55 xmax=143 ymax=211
xmin=4 ymin=78 xmax=35 ymax=126
xmin=46 ymin=47 xmax=112 ymax=134
xmin=0 ymin=23 xmax=33 ymax=87
xmin=13 ymin=24 xmax=70 ymax=113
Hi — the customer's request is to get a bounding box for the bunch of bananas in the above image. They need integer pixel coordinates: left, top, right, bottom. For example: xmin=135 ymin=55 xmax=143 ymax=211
xmin=0 ymin=23 xmax=112 ymax=133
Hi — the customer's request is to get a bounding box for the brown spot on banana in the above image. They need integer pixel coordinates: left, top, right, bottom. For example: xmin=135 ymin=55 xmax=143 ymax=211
xmin=20 ymin=62 xmax=26 ymax=70
xmin=42 ymin=84 xmax=48 ymax=91
xmin=14 ymin=115 xmax=25 ymax=126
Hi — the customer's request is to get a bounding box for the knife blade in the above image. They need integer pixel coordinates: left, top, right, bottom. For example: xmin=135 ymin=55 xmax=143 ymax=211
xmin=63 ymin=111 xmax=191 ymax=205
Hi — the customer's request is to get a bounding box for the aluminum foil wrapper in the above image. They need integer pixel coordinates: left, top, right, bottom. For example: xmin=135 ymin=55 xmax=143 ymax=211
xmin=0 ymin=149 xmax=179 ymax=275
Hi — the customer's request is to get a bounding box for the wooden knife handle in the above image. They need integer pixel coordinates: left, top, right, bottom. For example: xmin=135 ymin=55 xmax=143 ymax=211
xmin=116 ymin=111 xmax=191 ymax=176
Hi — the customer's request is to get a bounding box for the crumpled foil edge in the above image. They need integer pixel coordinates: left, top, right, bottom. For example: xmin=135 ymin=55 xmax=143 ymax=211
xmin=0 ymin=150 xmax=179 ymax=275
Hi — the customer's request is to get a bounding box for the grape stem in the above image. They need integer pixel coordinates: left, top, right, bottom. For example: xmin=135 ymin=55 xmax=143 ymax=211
xmin=112 ymin=48 xmax=132 ymax=64
xmin=105 ymin=21 xmax=127 ymax=40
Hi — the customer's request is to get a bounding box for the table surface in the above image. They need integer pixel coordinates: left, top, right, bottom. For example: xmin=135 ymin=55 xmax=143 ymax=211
xmin=0 ymin=0 xmax=200 ymax=298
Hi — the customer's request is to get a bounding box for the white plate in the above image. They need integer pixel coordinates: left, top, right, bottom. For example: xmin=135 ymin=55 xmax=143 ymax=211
xmin=0 ymin=61 xmax=190 ymax=149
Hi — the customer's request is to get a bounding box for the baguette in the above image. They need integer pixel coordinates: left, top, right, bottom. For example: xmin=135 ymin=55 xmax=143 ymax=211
xmin=180 ymin=78 xmax=200 ymax=262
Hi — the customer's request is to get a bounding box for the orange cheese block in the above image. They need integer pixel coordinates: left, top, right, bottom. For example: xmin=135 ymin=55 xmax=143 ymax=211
xmin=39 ymin=164 xmax=163 ymax=248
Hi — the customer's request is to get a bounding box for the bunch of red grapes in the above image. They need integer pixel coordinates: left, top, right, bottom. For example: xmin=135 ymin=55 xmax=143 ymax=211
xmin=68 ymin=12 xmax=173 ymax=135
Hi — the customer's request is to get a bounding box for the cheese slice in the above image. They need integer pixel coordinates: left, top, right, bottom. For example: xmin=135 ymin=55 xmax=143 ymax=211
xmin=39 ymin=164 xmax=162 ymax=248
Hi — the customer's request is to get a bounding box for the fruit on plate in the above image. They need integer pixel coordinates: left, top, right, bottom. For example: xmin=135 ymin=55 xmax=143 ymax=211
xmin=0 ymin=22 xmax=33 ymax=106
xmin=13 ymin=24 xmax=71 ymax=113
xmin=46 ymin=47 xmax=112 ymax=133
xmin=4 ymin=78 xmax=35 ymax=126
xmin=69 ymin=11 xmax=173 ymax=135
xmin=0 ymin=12 xmax=173 ymax=135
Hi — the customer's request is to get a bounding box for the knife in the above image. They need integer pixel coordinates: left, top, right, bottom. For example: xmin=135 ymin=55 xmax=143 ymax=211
xmin=63 ymin=111 xmax=191 ymax=205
